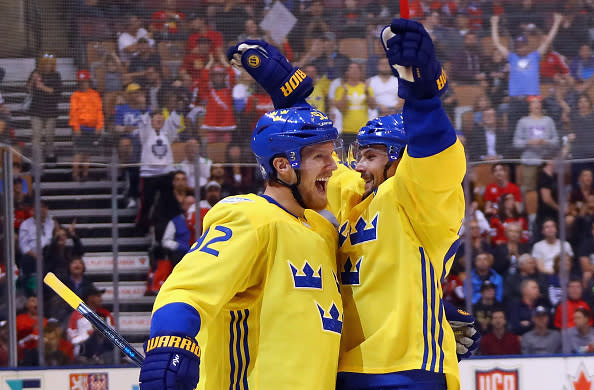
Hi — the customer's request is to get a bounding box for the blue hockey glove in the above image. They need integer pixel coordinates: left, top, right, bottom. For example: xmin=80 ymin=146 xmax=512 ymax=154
xmin=227 ymin=40 xmax=313 ymax=109
xmin=444 ymin=301 xmax=480 ymax=361
xmin=380 ymin=19 xmax=448 ymax=100
xmin=139 ymin=335 xmax=201 ymax=390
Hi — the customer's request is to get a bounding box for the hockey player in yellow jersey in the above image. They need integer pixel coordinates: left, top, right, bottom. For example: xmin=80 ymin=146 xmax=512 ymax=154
xmin=138 ymin=44 xmax=343 ymax=390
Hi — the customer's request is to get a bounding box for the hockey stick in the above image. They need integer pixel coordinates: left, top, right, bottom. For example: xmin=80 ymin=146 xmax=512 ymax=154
xmin=43 ymin=272 xmax=144 ymax=367
xmin=400 ymin=0 xmax=410 ymax=19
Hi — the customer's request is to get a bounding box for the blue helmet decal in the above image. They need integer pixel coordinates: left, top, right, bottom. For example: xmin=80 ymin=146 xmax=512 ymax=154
xmin=251 ymin=106 xmax=338 ymax=178
xmin=357 ymin=113 xmax=406 ymax=161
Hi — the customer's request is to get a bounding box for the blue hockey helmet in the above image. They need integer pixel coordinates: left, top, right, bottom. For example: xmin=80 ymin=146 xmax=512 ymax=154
xmin=251 ymin=106 xmax=338 ymax=179
xmin=356 ymin=113 xmax=406 ymax=161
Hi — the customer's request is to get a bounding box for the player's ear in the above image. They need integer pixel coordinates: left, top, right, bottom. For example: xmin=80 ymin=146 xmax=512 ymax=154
xmin=272 ymin=156 xmax=297 ymax=183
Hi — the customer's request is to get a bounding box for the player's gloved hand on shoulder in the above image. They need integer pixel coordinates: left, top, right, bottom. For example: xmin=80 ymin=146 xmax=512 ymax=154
xmin=380 ymin=19 xmax=448 ymax=100
xmin=444 ymin=301 xmax=480 ymax=361
xmin=139 ymin=334 xmax=201 ymax=390
xmin=226 ymin=40 xmax=313 ymax=109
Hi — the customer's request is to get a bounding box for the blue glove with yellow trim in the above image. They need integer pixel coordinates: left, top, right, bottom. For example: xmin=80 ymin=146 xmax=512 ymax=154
xmin=380 ymin=19 xmax=448 ymax=100
xmin=139 ymin=334 xmax=201 ymax=390
xmin=444 ymin=301 xmax=480 ymax=361
xmin=226 ymin=40 xmax=313 ymax=109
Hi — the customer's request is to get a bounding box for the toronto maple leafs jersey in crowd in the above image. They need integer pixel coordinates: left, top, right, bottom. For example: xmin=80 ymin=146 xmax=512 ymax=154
xmin=327 ymin=96 xmax=465 ymax=390
xmin=150 ymin=194 xmax=342 ymax=390
xmin=138 ymin=113 xmax=178 ymax=177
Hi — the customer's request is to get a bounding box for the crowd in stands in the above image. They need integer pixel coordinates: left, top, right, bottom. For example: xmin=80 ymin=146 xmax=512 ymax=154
xmin=2 ymin=0 xmax=594 ymax=366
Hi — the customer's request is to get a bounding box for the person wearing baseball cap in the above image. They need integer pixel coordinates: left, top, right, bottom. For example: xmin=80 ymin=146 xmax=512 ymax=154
xmin=520 ymin=305 xmax=561 ymax=354
xmin=472 ymin=280 xmax=501 ymax=333
xmin=69 ymin=69 xmax=103 ymax=181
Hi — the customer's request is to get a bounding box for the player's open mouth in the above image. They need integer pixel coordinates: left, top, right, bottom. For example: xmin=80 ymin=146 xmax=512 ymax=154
xmin=315 ymin=177 xmax=330 ymax=193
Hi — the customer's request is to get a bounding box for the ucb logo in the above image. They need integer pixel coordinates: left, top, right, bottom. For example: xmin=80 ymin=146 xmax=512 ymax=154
xmin=436 ymin=68 xmax=447 ymax=91
xmin=289 ymin=261 xmax=322 ymax=289
xmin=341 ymin=257 xmax=362 ymax=285
xmin=280 ymin=69 xmax=308 ymax=97
xmin=316 ymin=302 xmax=342 ymax=334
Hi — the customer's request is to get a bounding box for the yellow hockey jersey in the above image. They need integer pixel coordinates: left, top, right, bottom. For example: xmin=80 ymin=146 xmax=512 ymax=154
xmin=328 ymin=139 xmax=465 ymax=388
xmin=151 ymin=194 xmax=342 ymax=390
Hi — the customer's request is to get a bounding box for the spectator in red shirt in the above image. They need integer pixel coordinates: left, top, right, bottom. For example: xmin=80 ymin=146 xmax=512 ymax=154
xmin=489 ymin=193 xmax=530 ymax=246
xmin=480 ymin=309 xmax=521 ymax=355
xmin=16 ymin=296 xmax=48 ymax=357
xmin=181 ymin=36 xmax=213 ymax=85
xmin=186 ymin=13 xmax=224 ymax=63
xmin=200 ymin=65 xmax=236 ymax=162
xmin=484 ymin=163 xmax=522 ymax=216
xmin=541 ymin=48 xmax=570 ymax=82
xmin=554 ymin=279 xmax=592 ymax=329
xmin=150 ymin=0 xmax=185 ymax=39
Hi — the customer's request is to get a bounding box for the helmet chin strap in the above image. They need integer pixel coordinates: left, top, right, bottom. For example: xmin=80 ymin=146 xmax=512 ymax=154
xmin=272 ymin=170 xmax=307 ymax=209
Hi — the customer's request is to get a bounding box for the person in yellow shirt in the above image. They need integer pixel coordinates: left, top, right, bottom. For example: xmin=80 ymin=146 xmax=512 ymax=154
xmin=334 ymin=62 xmax=375 ymax=145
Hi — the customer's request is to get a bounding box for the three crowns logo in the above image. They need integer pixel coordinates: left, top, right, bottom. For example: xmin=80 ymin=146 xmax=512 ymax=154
xmin=339 ymin=214 xmax=379 ymax=248
xmin=341 ymin=257 xmax=362 ymax=285
xmin=317 ymin=302 xmax=343 ymax=334
xmin=289 ymin=261 xmax=322 ymax=289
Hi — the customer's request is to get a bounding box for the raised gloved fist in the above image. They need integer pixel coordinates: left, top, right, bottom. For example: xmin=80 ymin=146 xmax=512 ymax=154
xmin=139 ymin=334 xmax=201 ymax=390
xmin=444 ymin=301 xmax=480 ymax=361
xmin=380 ymin=19 xmax=447 ymax=99
xmin=226 ymin=40 xmax=313 ymax=109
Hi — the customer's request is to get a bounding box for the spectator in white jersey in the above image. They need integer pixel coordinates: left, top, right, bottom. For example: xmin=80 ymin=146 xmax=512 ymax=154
xmin=136 ymin=111 xmax=178 ymax=235
xmin=367 ymin=58 xmax=402 ymax=117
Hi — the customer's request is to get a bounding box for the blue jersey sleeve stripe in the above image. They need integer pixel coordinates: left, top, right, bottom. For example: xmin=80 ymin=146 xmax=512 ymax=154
xmin=437 ymin=297 xmax=445 ymax=373
xmin=242 ymin=309 xmax=250 ymax=390
xmin=403 ymin=97 xmax=457 ymax=158
xmin=235 ymin=310 xmax=244 ymax=390
xmin=150 ymin=302 xmax=201 ymax=338
xmin=429 ymin=261 xmax=437 ymax=372
xmin=229 ymin=311 xmax=237 ymax=389
xmin=442 ymin=238 xmax=461 ymax=280
xmin=420 ymin=247 xmax=429 ymax=371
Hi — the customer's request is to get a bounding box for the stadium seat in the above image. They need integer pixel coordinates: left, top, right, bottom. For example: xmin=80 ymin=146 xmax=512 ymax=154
xmin=454 ymin=85 xmax=483 ymax=107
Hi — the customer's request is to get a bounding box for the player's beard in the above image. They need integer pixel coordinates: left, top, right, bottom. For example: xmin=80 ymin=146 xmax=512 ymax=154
xmin=361 ymin=173 xmax=376 ymax=200
xmin=298 ymin=178 xmax=329 ymax=211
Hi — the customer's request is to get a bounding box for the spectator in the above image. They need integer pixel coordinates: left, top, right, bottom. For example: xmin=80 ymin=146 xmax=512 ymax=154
xmin=40 ymin=321 xmax=73 ymax=366
xmin=48 ymin=257 xmax=96 ymax=323
xmin=27 ymin=53 xmax=62 ymax=164
xmin=547 ymin=253 xmax=578 ymax=308
xmin=17 ymin=201 xmax=55 ymax=295
xmin=465 ymin=108 xmax=510 ymax=162
xmin=69 ymin=70 xmax=103 ymax=182
xmin=533 ymin=219 xmax=574 ymax=275
xmin=124 ymin=38 xmax=162 ymax=88
xmin=162 ymin=194 xmax=194 ymax=265
xmin=102 ymin=52 xmax=125 ymax=93
xmin=304 ymin=64 xmax=328 ymax=113
xmin=504 ymin=253 xmax=548 ymax=304
xmin=243 ymin=83 xmax=274 ymax=140
xmin=536 ymin=161 xmax=560 ymax=231
xmin=299 ymin=32 xmax=350 ymax=81
xmin=554 ymin=279 xmax=591 ymax=329
xmin=334 ymin=62 xmax=374 ymax=145
xmin=504 ymin=1 xmax=546 ymax=39
xmin=578 ymin=221 xmax=594 ymax=284
xmin=570 ymin=169 xmax=594 ymax=215
xmin=208 ymin=164 xmax=234 ymax=198
xmin=16 ymin=296 xmax=48 ymax=364
xmin=200 ymin=181 xmax=222 ymax=210
xmin=304 ymin=1 xmax=330 ymax=40
xmin=150 ymin=0 xmax=185 ymax=40
xmin=186 ymin=13 xmax=225 ymax=64
xmin=200 ymin=65 xmax=237 ymax=163
xmin=570 ymin=44 xmax=594 ymax=83
xmin=67 ymin=285 xmax=114 ymax=364
xmin=540 ymin=48 xmax=570 ymax=82
xmin=115 ymin=83 xmax=149 ymax=208
xmin=480 ymin=309 xmax=521 ymax=355
xmin=44 ymin=219 xmax=83 ymax=277
xmin=0 ymin=322 xmax=8 ymax=366
xmin=554 ymin=13 xmax=592 ymax=60
xmin=454 ymin=218 xmax=492 ymax=274
xmin=483 ymin=163 xmax=522 ymax=216
xmin=521 ymin=305 xmax=561 ymax=354
xmin=492 ymin=221 xmax=531 ymax=276
xmin=542 ymin=73 xmax=578 ymax=129
xmin=572 ymin=195 xmax=594 ymax=251
xmin=491 ymin=14 xmax=562 ymax=134
xmin=118 ymin=15 xmax=154 ymax=63
xmin=367 ymin=58 xmax=402 ymax=117
xmin=153 ymin=170 xmax=190 ymax=245
xmin=513 ymin=96 xmax=560 ymax=193
xmin=489 ymin=194 xmax=530 ymax=247
xmin=225 ymin=144 xmax=262 ymax=195
xmin=215 ymin=0 xmax=249 ymax=44
xmin=471 ymin=252 xmax=504 ymax=304
xmin=568 ymin=95 xmax=594 ymax=184
xmin=13 ymin=177 xmax=32 ymax=234
xmin=175 ymin=139 xmax=212 ymax=191
xmin=450 ymin=31 xmax=485 ymax=84
xmin=506 ymin=279 xmax=549 ymax=335
xmin=481 ymin=49 xmax=509 ymax=108
xmin=567 ymin=307 xmax=594 ymax=353
xmin=181 ymin=36 xmax=214 ymax=86
xmin=136 ymin=112 xmax=177 ymax=236
xmin=473 ymin=280 xmax=502 ymax=334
